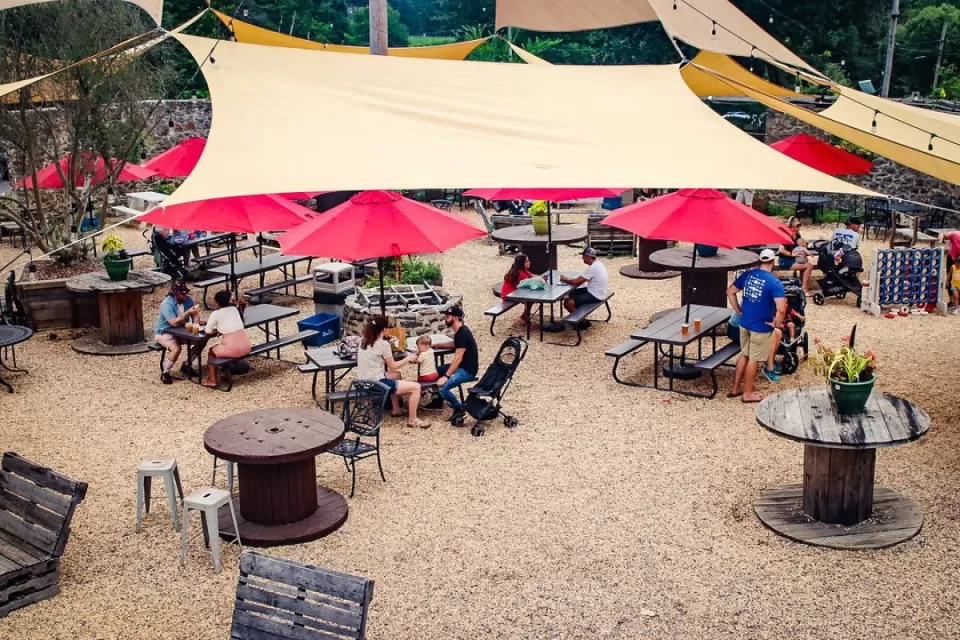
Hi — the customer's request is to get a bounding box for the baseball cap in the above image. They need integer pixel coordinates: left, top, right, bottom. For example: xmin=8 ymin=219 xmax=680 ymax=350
xmin=759 ymin=248 xmax=777 ymax=263
xmin=443 ymin=306 xmax=464 ymax=319
xmin=582 ymin=247 xmax=598 ymax=258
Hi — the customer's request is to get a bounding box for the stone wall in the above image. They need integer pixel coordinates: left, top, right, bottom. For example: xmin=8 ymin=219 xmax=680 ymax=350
xmin=341 ymin=287 xmax=462 ymax=340
xmin=149 ymin=99 xmax=212 ymax=153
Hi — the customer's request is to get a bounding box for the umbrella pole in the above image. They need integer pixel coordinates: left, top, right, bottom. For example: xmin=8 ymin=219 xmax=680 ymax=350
xmin=258 ymin=232 xmax=264 ymax=264
xmin=547 ymin=202 xmax=553 ymax=286
xmin=378 ymin=258 xmax=386 ymax=317
xmin=230 ymin=233 xmax=238 ymax=299
xmin=685 ymin=247 xmax=698 ymax=323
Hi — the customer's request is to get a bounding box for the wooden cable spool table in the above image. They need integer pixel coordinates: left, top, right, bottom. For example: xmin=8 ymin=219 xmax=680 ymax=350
xmin=754 ymin=387 xmax=930 ymax=550
xmin=650 ymin=247 xmax=759 ymax=308
xmin=204 ymin=408 xmax=347 ymax=546
xmin=619 ymin=238 xmax=680 ymax=280
xmin=66 ymin=270 xmax=171 ymax=355
xmin=490 ymin=225 xmax=587 ymax=274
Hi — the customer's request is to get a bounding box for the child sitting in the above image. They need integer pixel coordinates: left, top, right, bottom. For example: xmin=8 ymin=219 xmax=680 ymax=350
xmin=785 ymin=306 xmax=806 ymax=342
xmin=792 ymin=238 xmax=811 ymax=264
xmin=416 ymin=335 xmax=439 ymax=383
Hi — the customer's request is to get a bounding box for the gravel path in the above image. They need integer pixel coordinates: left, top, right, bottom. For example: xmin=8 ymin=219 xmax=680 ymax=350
xmin=0 ymin=215 xmax=957 ymax=639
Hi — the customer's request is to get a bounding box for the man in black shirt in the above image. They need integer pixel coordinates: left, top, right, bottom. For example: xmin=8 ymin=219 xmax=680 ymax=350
xmin=435 ymin=305 xmax=479 ymax=422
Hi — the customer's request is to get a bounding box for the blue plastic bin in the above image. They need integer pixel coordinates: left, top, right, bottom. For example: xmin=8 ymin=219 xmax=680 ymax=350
xmin=601 ymin=196 xmax=623 ymax=210
xmin=297 ymin=313 xmax=340 ymax=347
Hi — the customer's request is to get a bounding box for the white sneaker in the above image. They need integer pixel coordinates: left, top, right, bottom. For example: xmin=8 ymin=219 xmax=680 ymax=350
xmin=953 ymin=309 xmax=960 ymax=316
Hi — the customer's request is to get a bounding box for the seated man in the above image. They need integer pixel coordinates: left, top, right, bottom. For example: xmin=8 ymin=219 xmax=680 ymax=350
xmin=831 ymin=216 xmax=862 ymax=249
xmin=433 ymin=306 xmax=480 ymax=424
xmin=154 ymin=281 xmax=200 ymax=384
xmin=560 ymin=247 xmax=609 ymax=323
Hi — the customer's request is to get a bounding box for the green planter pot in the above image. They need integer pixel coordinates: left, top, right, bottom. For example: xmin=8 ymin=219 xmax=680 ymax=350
xmin=829 ymin=376 xmax=876 ymax=415
xmin=103 ymin=257 xmax=132 ymax=282
xmin=531 ymin=215 xmax=549 ymax=235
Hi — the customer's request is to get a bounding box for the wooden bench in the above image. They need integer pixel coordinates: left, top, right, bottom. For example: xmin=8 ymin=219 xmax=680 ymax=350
xmin=484 ymin=300 xmax=519 ymax=336
xmin=325 ymin=377 xmax=475 ymax=408
xmin=587 ymin=215 xmax=636 ymax=257
xmin=207 ymin=330 xmax=319 ymax=391
xmin=244 ymin=274 xmax=313 ymax=300
xmin=231 ymin=550 xmax=374 ymax=640
xmin=605 ymin=338 xmax=649 ymax=386
xmin=126 ymin=248 xmax=152 ymax=259
xmin=693 ymin=342 xmax=741 ymax=399
xmin=192 ymin=242 xmax=260 ymax=268
xmin=0 ymin=452 xmax=88 ymax=618
xmin=554 ymin=292 xmax=615 ymax=347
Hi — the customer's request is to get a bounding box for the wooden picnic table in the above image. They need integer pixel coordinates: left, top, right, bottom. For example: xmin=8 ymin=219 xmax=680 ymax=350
xmin=650 ymin=247 xmax=759 ymax=308
xmin=776 ymin=195 xmax=830 ymax=223
xmin=204 ymin=408 xmax=347 ymax=546
xmin=66 ymin=269 xmax=171 ymax=355
xmin=490 ymin=225 xmax=587 ymax=274
xmin=754 ymin=387 xmax=930 ymax=550
xmin=209 ymin=253 xmax=312 ymax=298
xmin=504 ymin=270 xmax=579 ymax=342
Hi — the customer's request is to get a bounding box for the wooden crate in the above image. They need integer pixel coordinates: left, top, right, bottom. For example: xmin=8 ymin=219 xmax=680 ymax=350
xmin=15 ymin=264 xmax=99 ymax=331
xmin=587 ymin=216 xmax=636 ymax=257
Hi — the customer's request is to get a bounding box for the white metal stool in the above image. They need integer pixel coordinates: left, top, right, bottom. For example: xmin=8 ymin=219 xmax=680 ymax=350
xmin=180 ymin=488 xmax=241 ymax=574
xmin=210 ymin=456 xmax=236 ymax=493
xmin=136 ymin=458 xmax=184 ymax=532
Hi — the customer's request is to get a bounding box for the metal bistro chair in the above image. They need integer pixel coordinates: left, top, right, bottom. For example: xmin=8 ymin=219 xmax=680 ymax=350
xmin=863 ymin=198 xmax=892 ymax=239
xmin=327 ymin=380 xmax=389 ymax=498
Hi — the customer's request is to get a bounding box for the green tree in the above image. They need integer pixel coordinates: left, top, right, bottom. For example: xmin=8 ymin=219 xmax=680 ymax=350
xmin=344 ymin=6 xmax=411 ymax=48
xmin=897 ymin=4 xmax=960 ymax=95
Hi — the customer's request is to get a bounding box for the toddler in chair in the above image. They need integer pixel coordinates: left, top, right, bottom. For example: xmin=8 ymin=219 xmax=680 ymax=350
xmin=416 ymin=335 xmax=439 ymax=383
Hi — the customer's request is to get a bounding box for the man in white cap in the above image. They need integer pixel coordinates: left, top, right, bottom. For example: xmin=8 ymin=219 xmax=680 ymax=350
xmin=560 ymin=247 xmax=609 ymax=321
xmin=726 ymin=248 xmax=786 ymax=402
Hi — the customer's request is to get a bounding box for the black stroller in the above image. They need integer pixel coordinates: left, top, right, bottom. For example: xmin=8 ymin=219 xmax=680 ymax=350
xmin=775 ymin=278 xmax=809 ymax=375
xmin=811 ymin=238 xmax=863 ymax=306
xmin=150 ymin=230 xmax=190 ymax=281
xmin=451 ymin=336 xmax=528 ymax=437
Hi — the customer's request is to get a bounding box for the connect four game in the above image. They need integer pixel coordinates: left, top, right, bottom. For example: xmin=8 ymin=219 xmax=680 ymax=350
xmin=863 ymin=247 xmax=947 ymax=316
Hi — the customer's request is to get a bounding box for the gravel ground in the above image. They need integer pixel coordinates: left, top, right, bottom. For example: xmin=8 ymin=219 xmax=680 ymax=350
xmin=1 ymin=215 xmax=958 ymax=639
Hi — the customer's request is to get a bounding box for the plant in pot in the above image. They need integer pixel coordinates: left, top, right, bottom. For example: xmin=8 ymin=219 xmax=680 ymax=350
xmin=101 ymin=235 xmax=131 ymax=281
xmin=528 ymin=200 xmax=550 ymax=235
xmin=813 ymin=325 xmax=878 ymax=414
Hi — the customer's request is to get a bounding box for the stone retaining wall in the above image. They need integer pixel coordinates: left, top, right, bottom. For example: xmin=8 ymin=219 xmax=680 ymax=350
xmin=341 ymin=288 xmax=462 ymax=339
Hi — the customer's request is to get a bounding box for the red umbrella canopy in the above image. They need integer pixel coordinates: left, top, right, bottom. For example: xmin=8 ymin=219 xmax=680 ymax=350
xmin=602 ymin=189 xmax=792 ymax=249
xmin=140 ymin=193 xmax=317 ymax=233
xmin=278 ymin=190 xmax=486 ymax=261
xmin=141 ymin=137 xmax=206 ymax=178
xmin=15 ymin=153 xmax=157 ymax=189
xmin=463 ymin=188 xmax=626 ymax=202
xmin=769 ymin=134 xmax=873 ymax=176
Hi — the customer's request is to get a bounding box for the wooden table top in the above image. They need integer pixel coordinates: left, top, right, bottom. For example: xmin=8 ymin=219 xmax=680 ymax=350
xmin=631 ymin=304 xmax=731 ymax=346
xmin=650 ymin=247 xmax=759 ymax=272
xmin=491 ymin=224 xmax=587 ymax=244
xmin=209 ymin=253 xmax=310 ymax=278
xmin=66 ymin=269 xmax=170 ymax=293
xmin=204 ymin=408 xmax=344 ymax=464
xmin=756 ymin=387 xmax=930 ymax=449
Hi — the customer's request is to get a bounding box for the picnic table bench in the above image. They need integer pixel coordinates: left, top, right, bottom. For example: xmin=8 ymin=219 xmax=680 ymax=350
xmin=498 ymin=270 xmax=612 ymax=344
xmin=208 ymin=330 xmax=318 ymax=391
xmin=209 ymin=254 xmax=313 ymax=305
xmin=0 ymin=452 xmax=87 ymax=618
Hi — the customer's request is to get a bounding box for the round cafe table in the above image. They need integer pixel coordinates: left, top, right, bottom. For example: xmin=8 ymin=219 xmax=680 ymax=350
xmin=204 ymin=408 xmax=347 ymax=546
xmin=619 ymin=238 xmax=680 ymax=280
xmin=490 ymin=225 xmax=587 ymax=275
xmin=0 ymin=325 xmax=33 ymax=393
xmin=650 ymin=247 xmax=758 ymax=308
xmin=754 ymin=387 xmax=929 ymax=550
xmin=66 ymin=269 xmax=170 ymax=356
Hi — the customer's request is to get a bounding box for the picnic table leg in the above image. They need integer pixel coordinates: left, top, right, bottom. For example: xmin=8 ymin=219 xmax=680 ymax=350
xmin=538 ymin=303 xmax=544 ymax=342
xmin=653 ymin=342 xmax=660 ymax=390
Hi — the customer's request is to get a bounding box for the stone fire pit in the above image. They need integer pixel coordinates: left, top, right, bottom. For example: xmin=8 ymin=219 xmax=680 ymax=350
xmin=342 ymin=285 xmax=462 ymax=339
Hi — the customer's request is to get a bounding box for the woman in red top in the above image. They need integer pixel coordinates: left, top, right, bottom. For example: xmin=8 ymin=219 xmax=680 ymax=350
xmin=501 ymin=253 xmax=534 ymax=322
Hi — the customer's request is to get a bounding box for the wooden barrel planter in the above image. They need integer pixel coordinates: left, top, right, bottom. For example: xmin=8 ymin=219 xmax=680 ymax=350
xmin=15 ymin=262 xmax=100 ymax=331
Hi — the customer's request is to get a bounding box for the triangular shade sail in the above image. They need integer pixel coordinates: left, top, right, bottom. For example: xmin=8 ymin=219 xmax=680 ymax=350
xmin=214 ymin=10 xmax=489 ymax=61
xmin=0 ymin=0 xmax=162 ymax=25
xmin=164 ymin=35 xmax=872 ymax=208
xmin=495 ymin=0 xmax=813 ymax=72
xmin=680 ymin=52 xmax=802 ymax=99
xmin=770 ymin=134 xmax=873 ymax=176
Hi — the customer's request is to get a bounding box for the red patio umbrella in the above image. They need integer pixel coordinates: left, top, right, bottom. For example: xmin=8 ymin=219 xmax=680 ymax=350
xmin=278 ymin=190 xmax=486 ymax=314
xmin=769 ymin=134 xmax=873 ymax=176
xmin=141 ymin=137 xmax=206 ymax=178
xmin=603 ymin=189 xmax=792 ymax=320
xmin=15 ymin=153 xmax=157 ymax=189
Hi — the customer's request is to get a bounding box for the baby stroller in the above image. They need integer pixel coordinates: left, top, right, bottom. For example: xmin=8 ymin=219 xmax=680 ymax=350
xmin=775 ymin=278 xmax=809 ymax=375
xmin=451 ymin=336 xmax=528 ymax=437
xmin=811 ymin=238 xmax=863 ymax=306
xmin=150 ymin=230 xmax=189 ymax=281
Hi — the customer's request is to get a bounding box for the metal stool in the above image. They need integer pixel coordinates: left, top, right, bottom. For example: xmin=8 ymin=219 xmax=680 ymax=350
xmin=180 ymin=488 xmax=241 ymax=574
xmin=210 ymin=456 xmax=236 ymax=493
xmin=136 ymin=458 xmax=184 ymax=532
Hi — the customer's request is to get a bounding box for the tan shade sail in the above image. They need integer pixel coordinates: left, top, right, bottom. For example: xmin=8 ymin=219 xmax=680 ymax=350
xmin=680 ymin=51 xmax=802 ymax=98
xmin=0 ymin=0 xmax=162 ymax=25
xmin=214 ymin=10 xmax=489 ymax=61
xmin=163 ymin=34 xmax=872 ymax=207
xmin=700 ymin=64 xmax=960 ymax=185
xmin=497 ymin=0 xmax=813 ymax=71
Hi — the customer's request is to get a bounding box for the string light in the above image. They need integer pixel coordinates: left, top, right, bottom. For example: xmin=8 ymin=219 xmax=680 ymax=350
xmin=749 ymin=46 xmax=756 ymax=72
xmin=795 ymin=72 xmax=802 ymax=94
xmin=242 ymin=8 xmax=248 ymax=17
xmin=209 ymin=55 xmax=216 ymax=64
xmin=711 ymin=21 xmax=717 ymax=40
xmin=673 ymin=0 xmax=677 ymax=8
xmin=769 ymin=15 xmax=774 ymax=24
xmin=871 ymin=110 xmax=879 ymax=133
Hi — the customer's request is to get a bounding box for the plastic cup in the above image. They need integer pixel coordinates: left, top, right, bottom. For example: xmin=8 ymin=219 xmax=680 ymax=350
xmin=681 ymin=323 xmax=690 ymax=336
xmin=693 ymin=318 xmax=702 ymax=331
xmin=185 ymin=321 xmax=193 ymax=333
xmin=193 ymin=323 xmax=201 ymax=335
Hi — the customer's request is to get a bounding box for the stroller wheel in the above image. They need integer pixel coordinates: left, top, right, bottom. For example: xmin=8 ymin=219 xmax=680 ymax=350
xmin=471 ymin=425 xmax=485 ymax=437
xmin=813 ymin=292 xmax=825 ymax=306
xmin=836 ymin=292 xmax=847 ymax=300
xmin=451 ymin=411 xmax=467 ymax=428
xmin=503 ymin=415 xmax=519 ymax=429
xmin=780 ymin=352 xmax=799 ymax=375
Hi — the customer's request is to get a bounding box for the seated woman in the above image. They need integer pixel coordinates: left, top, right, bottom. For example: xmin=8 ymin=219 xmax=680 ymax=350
xmin=777 ymin=216 xmax=813 ymax=293
xmin=202 ymin=290 xmax=252 ymax=388
xmin=501 ymin=253 xmax=534 ymax=323
xmin=357 ymin=316 xmax=430 ymax=429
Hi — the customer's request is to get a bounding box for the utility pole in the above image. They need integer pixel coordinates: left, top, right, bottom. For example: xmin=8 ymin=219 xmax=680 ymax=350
xmin=881 ymin=0 xmax=900 ymax=97
xmin=932 ymin=20 xmax=949 ymax=95
xmin=369 ymin=0 xmax=388 ymax=55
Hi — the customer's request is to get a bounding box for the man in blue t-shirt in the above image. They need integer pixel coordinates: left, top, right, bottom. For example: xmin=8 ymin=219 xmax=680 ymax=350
xmin=726 ymin=249 xmax=786 ymax=403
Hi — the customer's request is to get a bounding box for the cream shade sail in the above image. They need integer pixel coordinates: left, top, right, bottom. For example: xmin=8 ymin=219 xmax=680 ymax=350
xmin=496 ymin=0 xmax=813 ymax=71
xmin=680 ymin=51 xmax=802 ymax=98
xmin=163 ymin=34 xmax=873 ymax=207
xmin=0 ymin=0 xmax=162 ymax=25
xmin=214 ymin=10 xmax=489 ymax=61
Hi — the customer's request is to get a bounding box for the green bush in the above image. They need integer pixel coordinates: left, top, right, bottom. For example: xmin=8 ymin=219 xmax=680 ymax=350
xmin=379 ymin=257 xmax=442 ymax=286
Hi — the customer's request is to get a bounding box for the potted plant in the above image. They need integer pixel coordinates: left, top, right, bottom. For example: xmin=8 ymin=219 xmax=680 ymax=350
xmin=101 ymin=235 xmax=131 ymax=281
xmin=528 ymin=200 xmax=550 ymax=235
xmin=813 ymin=326 xmax=878 ymax=414
xmin=695 ymin=244 xmax=719 ymax=257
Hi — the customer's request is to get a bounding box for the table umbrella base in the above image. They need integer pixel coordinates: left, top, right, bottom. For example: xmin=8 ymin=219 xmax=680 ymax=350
xmin=753 ymin=484 xmax=922 ymax=550
xmin=247 ymin=294 xmax=274 ymax=306
xmin=619 ymin=265 xmax=680 ymax=280
xmin=71 ymin=331 xmax=153 ymax=356
xmin=542 ymin=321 xmax=566 ymax=333
xmin=661 ymin=362 xmax=702 ymax=380
xmin=217 ymin=487 xmax=348 ymax=547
